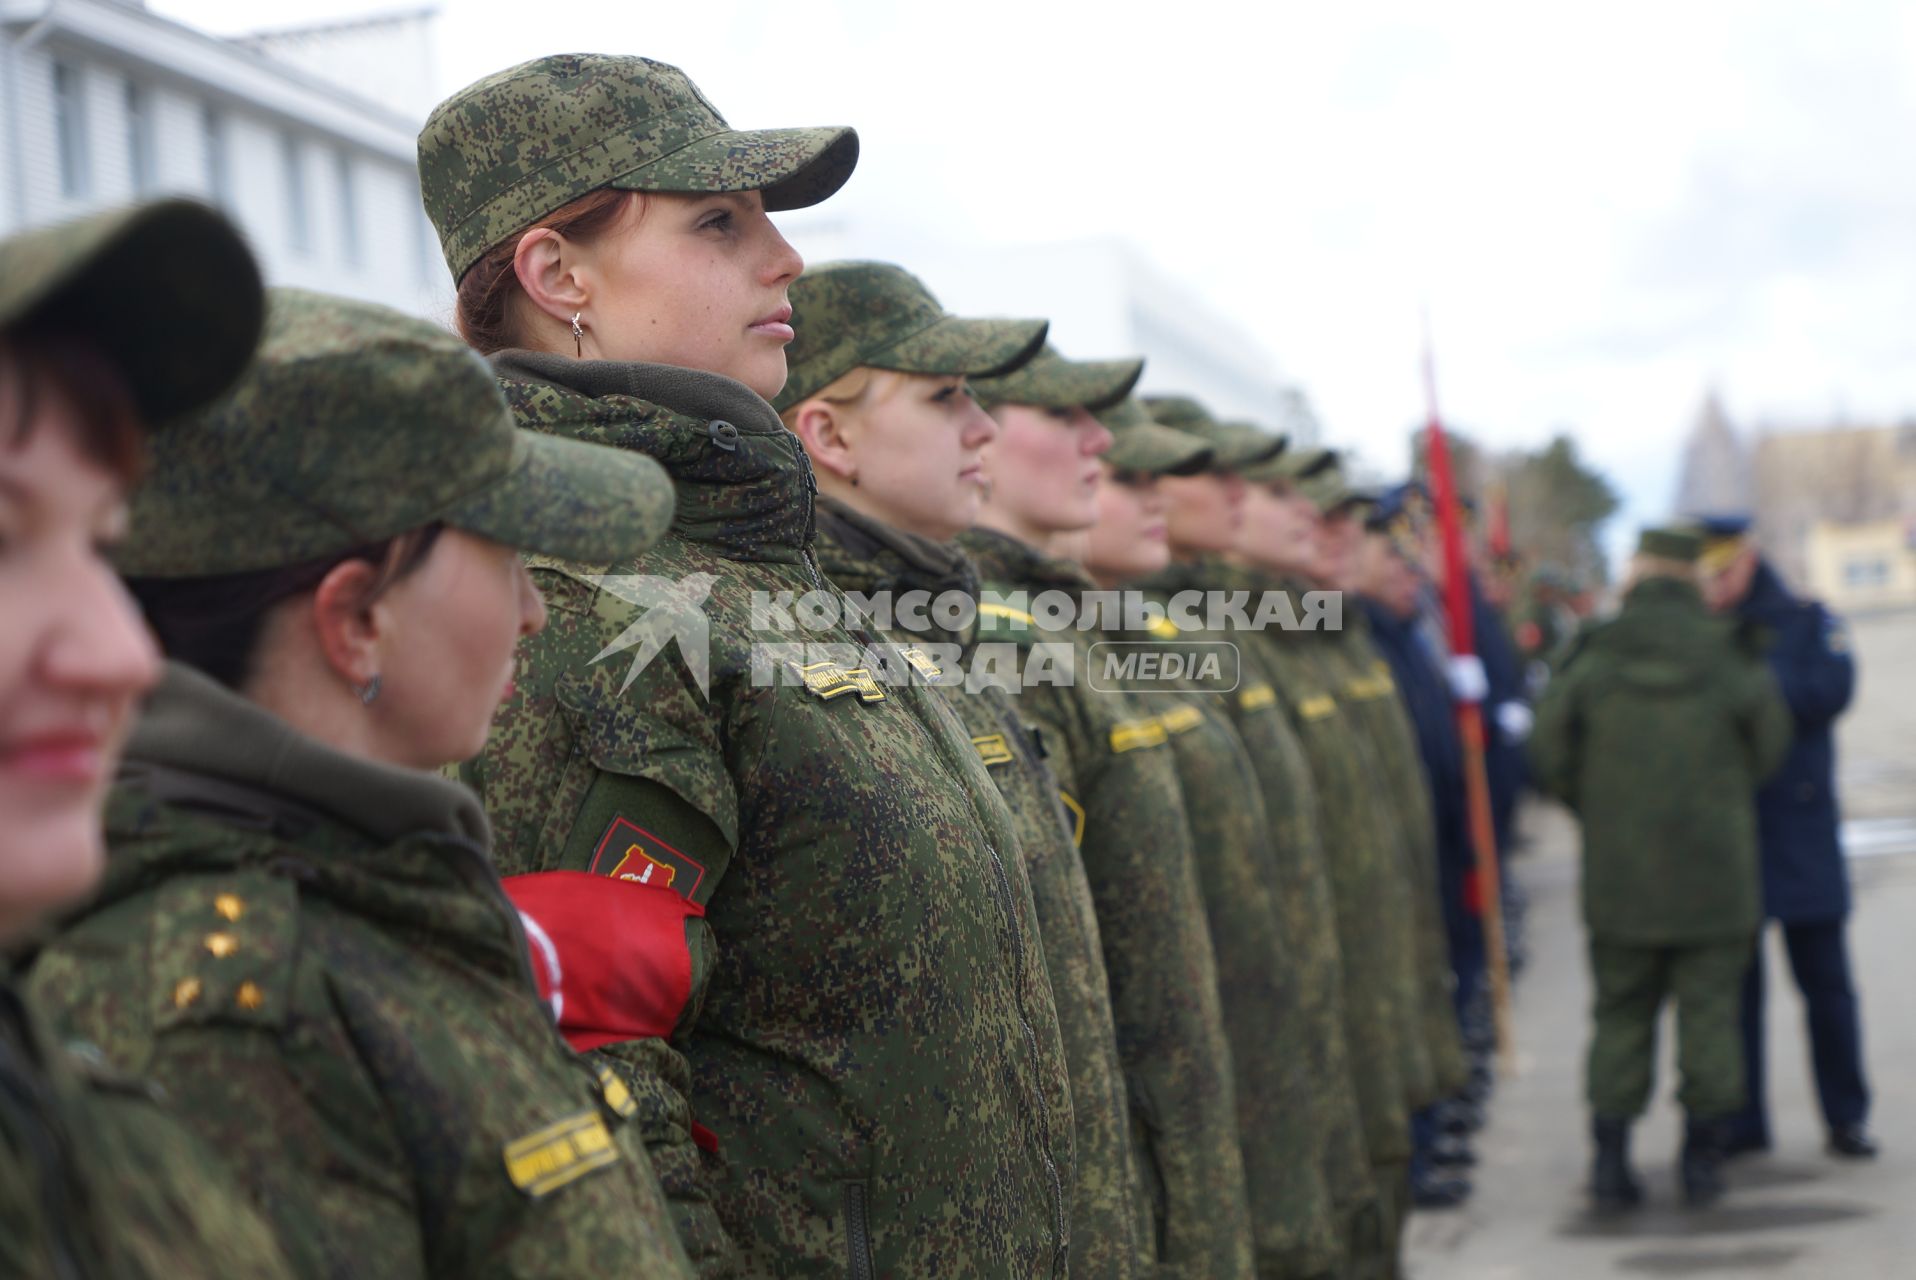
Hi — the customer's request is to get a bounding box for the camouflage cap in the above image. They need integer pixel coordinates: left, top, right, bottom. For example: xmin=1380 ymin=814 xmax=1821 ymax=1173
xmin=1637 ymin=525 xmax=1703 ymax=563
xmin=1258 ymin=443 xmax=1336 ymax=485
xmin=1299 ymin=456 xmax=1374 ymax=515
xmin=972 ymin=344 xmax=1143 ymax=412
xmin=1099 ymin=397 xmax=1214 ymax=476
xmin=0 ymin=199 xmax=262 ymax=423
xmin=774 ymin=260 xmax=1047 ymax=411
xmin=118 ymin=289 xmax=675 ymax=577
xmin=1141 ymin=396 xmax=1285 ymax=471
xmin=420 ymin=54 xmax=858 ymax=281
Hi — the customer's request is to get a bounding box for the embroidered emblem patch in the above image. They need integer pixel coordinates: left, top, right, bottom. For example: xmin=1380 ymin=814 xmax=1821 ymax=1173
xmin=1239 ymin=682 xmax=1278 ymax=711
xmin=592 ymin=818 xmax=707 ymax=899
xmin=899 ymin=647 xmax=944 ymax=680
xmin=1157 ymin=705 xmax=1204 ymax=735
xmin=1109 ymin=717 xmax=1169 ymax=754
xmin=503 ymin=1110 xmax=620 ymax=1198
xmin=971 ymin=733 xmax=1015 ymax=767
xmin=789 ymin=660 xmax=887 ymax=703
xmin=1297 ymin=694 xmax=1339 ymax=721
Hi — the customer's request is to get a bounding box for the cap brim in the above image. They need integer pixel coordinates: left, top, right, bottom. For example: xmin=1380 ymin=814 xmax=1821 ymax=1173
xmin=613 ymin=125 xmax=860 ymax=212
xmin=1107 ymin=423 xmax=1215 ymax=477
xmin=446 ymin=429 xmax=676 ymax=564
xmin=880 ymin=315 xmax=1049 ymax=381
xmin=978 ymin=355 xmax=1144 ymax=412
xmin=0 ymin=200 xmax=262 ymax=423
xmin=1217 ymin=431 xmax=1288 ymax=472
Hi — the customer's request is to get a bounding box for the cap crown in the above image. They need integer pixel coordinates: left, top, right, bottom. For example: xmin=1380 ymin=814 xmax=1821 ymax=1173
xmin=122 ymin=289 xmax=518 ymax=575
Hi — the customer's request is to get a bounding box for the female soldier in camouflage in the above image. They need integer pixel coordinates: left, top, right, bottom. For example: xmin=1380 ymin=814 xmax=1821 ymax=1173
xmin=775 ymin=260 xmax=1152 ymax=1278
xmin=959 ymin=354 xmax=1256 ymax=1279
xmin=0 ymin=201 xmax=293 ymax=1278
xmin=1082 ymin=412 xmax=1352 ymax=1280
xmin=419 ymin=57 xmax=1074 ymax=1276
xmin=26 ymin=288 xmax=695 ymax=1279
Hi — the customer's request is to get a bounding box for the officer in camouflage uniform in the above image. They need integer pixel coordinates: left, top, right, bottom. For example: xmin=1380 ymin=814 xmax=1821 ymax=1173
xmin=2 ymin=201 xmax=294 ymax=1280
xmin=1219 ymin=443 xmax=1423 ymax=1277
xmin=24 ymin=289 xmax=695 ymax=1278
xmin=1084 ymin=406 xmax=1353 ymax=1280
xmin=423 ymin=57 xmax=1074 ymax=1276
xmin=776 ymin=260 xmax=1152 ymax=1278
xmin=962 ymin=351 xmax=1256 ymax=1279
xmin=1530 ymin=526 xmax=1791 ymax=1211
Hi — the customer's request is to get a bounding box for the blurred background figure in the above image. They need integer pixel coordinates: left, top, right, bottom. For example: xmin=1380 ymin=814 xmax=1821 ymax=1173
xmin=1695 ymin=515 xmax=1877 ymax=1162
xmin=1530 ymin=526 xmax=1790 ymax=1213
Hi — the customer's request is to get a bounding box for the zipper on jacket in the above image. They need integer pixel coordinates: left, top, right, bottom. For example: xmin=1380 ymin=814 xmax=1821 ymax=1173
xmin=842 ymin=1181 xmax=876 ymax=1280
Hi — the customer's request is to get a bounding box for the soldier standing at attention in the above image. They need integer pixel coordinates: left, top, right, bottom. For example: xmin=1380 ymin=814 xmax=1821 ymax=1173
xmin=777 ymin=261 xmax=1153 ymax=1278
xmin=0 ymin=200 xmax=294 ymax=1280
xmin=27 ymin=289 xmax=697 ymax=1279
xmin=1530 ymin=527 xmax=1791 ymax=1211
xmin=421 ymin=56 xmax=1074 ymax=1276
xmin=1695 ymin=516 xmax=1877 ymax=1161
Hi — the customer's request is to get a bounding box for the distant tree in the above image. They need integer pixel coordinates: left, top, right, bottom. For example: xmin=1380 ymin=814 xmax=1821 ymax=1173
xmin=1413 ymin=427 xmax=1620 ymax=584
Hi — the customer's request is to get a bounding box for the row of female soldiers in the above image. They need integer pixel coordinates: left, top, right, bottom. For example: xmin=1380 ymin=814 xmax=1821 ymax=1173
xmin=0 ymin=50 xmax=1471 ymax=1280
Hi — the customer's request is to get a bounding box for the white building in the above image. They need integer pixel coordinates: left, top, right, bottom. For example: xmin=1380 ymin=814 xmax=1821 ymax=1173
xmin=780 ymin=213 xmax=1306 ymax=439
xmin=0 ymin=0 xmax=453 ymax=319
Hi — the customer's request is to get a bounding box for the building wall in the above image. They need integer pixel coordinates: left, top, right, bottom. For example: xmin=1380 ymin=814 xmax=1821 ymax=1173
xmin=1751 ymin=422 xmax=1916 ymax=592
xmin=1 ymin=1 xmax=454 ymax=320
xmin=1805 ymin=518 xmax=1916 ymax=613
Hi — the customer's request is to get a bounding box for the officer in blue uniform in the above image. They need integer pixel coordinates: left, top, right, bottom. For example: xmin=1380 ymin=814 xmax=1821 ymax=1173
xmin=1695 ymin=515 xmax=1877 ymax=1160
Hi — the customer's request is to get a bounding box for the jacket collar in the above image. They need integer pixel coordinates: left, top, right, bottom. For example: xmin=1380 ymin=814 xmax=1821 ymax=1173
xmin=956 ymin=526 xmax=1094 ymax=593
xmin=491 ymin=350 xmax=816 ymax=564
xmin=814 ymin=500 xmax=981 ymax=648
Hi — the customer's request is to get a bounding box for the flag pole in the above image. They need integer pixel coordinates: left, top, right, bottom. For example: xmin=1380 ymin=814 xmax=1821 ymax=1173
xmin=1420 ymin=315 xmax=1516 ymax=1072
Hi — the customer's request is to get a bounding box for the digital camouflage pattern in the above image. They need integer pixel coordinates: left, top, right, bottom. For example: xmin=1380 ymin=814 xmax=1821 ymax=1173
xmin=1326 ymin=613 xmax=1469 ymax=1102
xmin=25 ymin=664 xmax=695 ymax=1279
xmin=1211 ymin=564 xmax=1420 ymax=1271
xmin=1092 ymin=592 xmax=1344 ymax=1280
xmin=1097 ymin=399 xmax=1214 ymax=477
xmin=958 ymin=526 xmax=1255 ymax=1280
xmin=0 ymin=198 xmax=262 ymax=423
xmin=1137 ymin=562 xmax=1379 ymax=1263
xmin=117 ymin=289 xmax=674 ymax=578
xmin=418 ymin=54 xmax=858 ymax=281
xmin=464 ymin=355 xmax=1072 ymax=1277
xmin=813 ymin=499 xmax=1149 ymax=1279
xmin=775 ymin=261 xmax=1047 ymax=410
xmin=1137 ymin=397 xmax=1285 ymax=469
xmin=0 ymin=976 xmax=295 ymax=1280
xmin=969 ymin=345 xmax=1143 ymax=412
xmin=1530 ymin=575 xmax=1792 ymax=944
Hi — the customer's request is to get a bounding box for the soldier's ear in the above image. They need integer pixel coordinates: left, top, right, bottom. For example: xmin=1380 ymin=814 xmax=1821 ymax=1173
xmin=512 ymin=228 xmax=589 ymax=327
xmin=308 ymin=558 xmax=387 ymax=694
xmin=788 ymin=399 xmax=859 ymax=484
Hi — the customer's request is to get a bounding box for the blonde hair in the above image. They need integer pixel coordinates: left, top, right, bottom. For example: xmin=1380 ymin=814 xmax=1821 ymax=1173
xmin=777 ymin=366 xmax=907 ymax=431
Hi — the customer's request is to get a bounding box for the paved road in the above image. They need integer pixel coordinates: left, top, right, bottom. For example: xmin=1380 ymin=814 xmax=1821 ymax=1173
xmin=1404 ymin=607 xmax=1916 ymax=1279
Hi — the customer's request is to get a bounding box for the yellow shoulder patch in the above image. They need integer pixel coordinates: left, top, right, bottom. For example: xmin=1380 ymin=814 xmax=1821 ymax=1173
xmin=979 ymin=601 xmax=1037 ymax=627
xmin=971 ymin=733 xmax=1015 ymax=767
xmin=790 ymin=660 xmax=886 ymax=703
xmin=1109 ymin=717 xmax=1169 ymax=754
xmin=1238 ymin=682 xmax=1278 ymax=711
xmin=504 ymin=1109 xmax=621 ymax=1198
xmin=899 ymin=646 xmax=944 ymax=681
xmin=1157 ymin=705 xmax=1204 ymax=735
xmin=1297 ymin=694 xmax=1339 ymax=721
xmin=596 ymin=1065 xmax=638 ymax=1120
xmin=1146 ymin=616 xmax=1181 ymax=640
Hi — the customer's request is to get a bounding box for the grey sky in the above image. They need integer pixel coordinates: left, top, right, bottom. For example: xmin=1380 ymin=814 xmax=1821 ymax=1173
xmin=158 ymin=0 xmax=1916 ymax=555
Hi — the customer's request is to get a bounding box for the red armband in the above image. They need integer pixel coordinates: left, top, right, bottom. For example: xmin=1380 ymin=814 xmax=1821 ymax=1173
xmin=506 ymin=871 xmax=705 ymax=1052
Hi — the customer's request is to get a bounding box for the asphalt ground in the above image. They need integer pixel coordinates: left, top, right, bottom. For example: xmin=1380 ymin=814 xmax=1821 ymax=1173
xmin=1403 ymin=606 xmax=1916 ymax=1279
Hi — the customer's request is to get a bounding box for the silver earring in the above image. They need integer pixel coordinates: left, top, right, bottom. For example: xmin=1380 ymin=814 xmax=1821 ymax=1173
xmin=357 ymin=674 xmax=382 ymax=706
xmin=571 ymin=312 xmax=584 ymax=358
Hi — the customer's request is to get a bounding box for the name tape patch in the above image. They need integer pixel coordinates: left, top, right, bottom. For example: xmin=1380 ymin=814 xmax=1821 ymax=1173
xmin=790 ymin=660 xmax=887 ymax=703
xmin=504 ymin=1110 xmax=621 ymax=1198
xmin=971 ymin=733 xmax=1015 ymax=767
xmin=1297 ymin=694 xmax=1339 ymax=721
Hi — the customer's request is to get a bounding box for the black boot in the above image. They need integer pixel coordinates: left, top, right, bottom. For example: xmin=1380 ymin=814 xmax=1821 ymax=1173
xmin=1591 ymin=1115 xmax=1643 ymax=1213
xmin=1681 ymin=1116 xmax=1729 ymax=1208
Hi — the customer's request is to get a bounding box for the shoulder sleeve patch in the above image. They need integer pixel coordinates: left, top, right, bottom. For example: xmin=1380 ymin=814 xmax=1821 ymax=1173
xmin=1238 ymin=682 xmax=1278 ymax=711
xmin=591 ymin=817 xmax=707 ymax=900
xmin=150 ymin=873 xmax=298 ymax=1033
xmin=1109 ymin=716 xmax=1169 ymax=754
xmin=503 ymin=1108 xmax=621 ymax=1198
xmin=970 ymin=733 xmax=1015 ymax=767
xmin=1297 ymin=693 xmax=1340 ymax=721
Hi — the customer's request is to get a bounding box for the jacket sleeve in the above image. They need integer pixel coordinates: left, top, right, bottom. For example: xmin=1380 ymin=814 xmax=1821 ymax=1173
xmin=1770 ymin=605 xmax=1856 ymax=727
xmin=1526 ymin=656 xmax=1586 ymax=806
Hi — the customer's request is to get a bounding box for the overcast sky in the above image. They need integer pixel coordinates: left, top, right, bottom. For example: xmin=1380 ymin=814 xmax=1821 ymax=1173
xmin=157 ymin=0 xmax=1916 ymax=559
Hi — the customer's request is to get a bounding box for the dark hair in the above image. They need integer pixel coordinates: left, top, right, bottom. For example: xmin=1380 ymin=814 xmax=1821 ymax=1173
xmin=0 ymin=326 xmax=145 ymax=484
xmin=454 ymin=188 xmax=640 ymax=355
xmin=126 ymin=524 xmax=445 ymax=690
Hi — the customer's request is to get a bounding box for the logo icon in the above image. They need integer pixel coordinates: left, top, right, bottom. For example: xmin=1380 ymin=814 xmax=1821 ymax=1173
xmin=586 ymin=574 xmax=717 ymax=698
